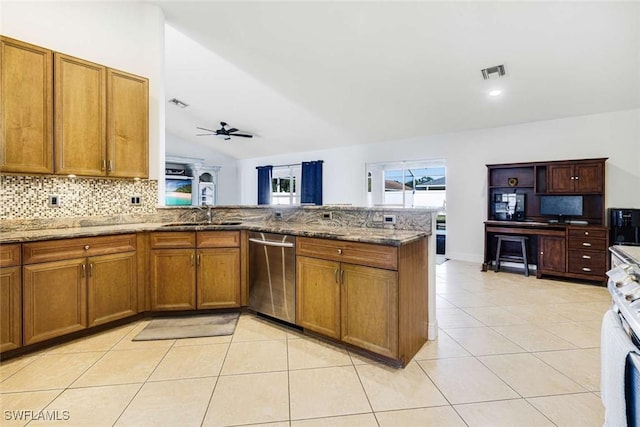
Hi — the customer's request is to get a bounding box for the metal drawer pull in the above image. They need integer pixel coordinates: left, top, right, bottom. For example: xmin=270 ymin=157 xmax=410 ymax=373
xmin=191 ymin=254 xmax=194 ymax=266
xmin=248 ymin=238 xmax=294 ymax=248
xmin=582 ymin=255 xmax=591 ymax=259
xmin=89 ymin=263 xmax=93 ymax=277
xmin=84 ymin=245 xmax=90 ymax=250
xmin=582 ymin=267 xmax=592 ymax=272
xmin=197 ymin=254 xmax=201 ymax=266
xmin=334 ymin=269 xmax=339 ymax=283
xmin=584 ymin=232 xmax=589 ymax=236
xmin=337 ymin=249 xmax=343 ymax=255
xmin=81 ymin=263 xmax=86 ymax=278
xmin=582 ymin=242 xmax=592 ymax=247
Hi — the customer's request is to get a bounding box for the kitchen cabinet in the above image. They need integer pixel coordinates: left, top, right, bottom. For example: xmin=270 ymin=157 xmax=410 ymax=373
xmin=296 ymin=236 xmax=425 ymax=365
xmin=1 ymin=36 xmax=148 ymax=178
xmin=149 ymin=231 xmax=241 ymax=311
xmin=0 ymin=36 xmax=53 ymax=174
xmin=1 ymin=244 xmax=22 ymax=352
xmin=547 ymin=162 xmax=604 ymax=194
xmin=22 ymin=234 xmax=137 ymax=345
xmin=107 ymin=68 xmax=149 ymax=178
xmin=54 ymin=53 xmax=107 ymax=176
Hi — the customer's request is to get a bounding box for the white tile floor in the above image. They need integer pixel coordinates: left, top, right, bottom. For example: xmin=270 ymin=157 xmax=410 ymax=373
xmin=0 ymin=260 xmax=608 ymax=426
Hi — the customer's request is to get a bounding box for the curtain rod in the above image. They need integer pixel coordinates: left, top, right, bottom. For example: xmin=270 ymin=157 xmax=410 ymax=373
xmin=256 ymin=160 xmax=323 ymax=169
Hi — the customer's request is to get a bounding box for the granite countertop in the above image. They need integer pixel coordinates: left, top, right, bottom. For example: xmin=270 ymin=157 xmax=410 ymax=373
xmin=0 ymin=221 xmax=429 ymax=246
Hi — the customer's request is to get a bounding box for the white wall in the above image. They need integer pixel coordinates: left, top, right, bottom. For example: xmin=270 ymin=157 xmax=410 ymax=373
xmin=166 ymin=132 xmax=239 ymax=205
xmin=1 ymin=1 xmax=165 ymax=183
xmin=238 ymin=109 xmax=640 ymax=263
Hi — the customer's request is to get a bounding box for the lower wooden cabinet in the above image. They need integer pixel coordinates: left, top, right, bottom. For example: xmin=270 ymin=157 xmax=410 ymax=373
xmin=149 ymin=231 xmax=241 ymax=311
xmin=1 ymin=266 xmax=22 ymax=352
xmin=23 ymin=258 xmax=87 ymax=345
xmin=21 ymin=235 xmax=137 ymax=346
xmin=296 ymin=236 xmax=426 ymax=365
xmin=88 ymin=252 xmax=137 ymax=327
xmin=537 ymin=235 xmax=566 ymax=276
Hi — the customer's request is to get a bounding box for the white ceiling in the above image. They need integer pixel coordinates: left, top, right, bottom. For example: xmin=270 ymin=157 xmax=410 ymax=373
xmin=156 ymin=1 xmax=640 ymax=160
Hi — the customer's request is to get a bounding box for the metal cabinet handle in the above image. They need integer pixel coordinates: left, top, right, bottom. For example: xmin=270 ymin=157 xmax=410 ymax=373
xmin=334 ymin=269 xmax=339 ymax=283
xmin=84 ymin=245 xmax=90 ymax=250
xmin=582 ymin=255 xmax=591 ymax=259
xmin=81 ymin=263 xmax=86 ymax=278
xmin=108 ymin=160 xmax=113 ymax=172
xmin=582 ymin=242 xmax=592 ymax=247
xmin=191 ymin=254 xmax=195 ymax=266
xmin=340 ymin=269 xmax=344 ymax=283
xmin=101 ymin=160 xmax=106 ymax=171
xmin=575 ymin=176 xmax=579 ymax=180
xmin=197 ymin=254 xmax=201 ymax=266
xmin=582 ymin=267 xmax=592 ymax=272
xmin=89 ymin=263 xmax=93 ymax=277
xmin=337 ymin=249 xmax=342 ymax=255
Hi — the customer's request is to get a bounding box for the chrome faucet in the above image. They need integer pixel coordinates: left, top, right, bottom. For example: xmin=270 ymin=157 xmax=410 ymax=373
xmin=198 ymin=204 xmax=213 ymax=224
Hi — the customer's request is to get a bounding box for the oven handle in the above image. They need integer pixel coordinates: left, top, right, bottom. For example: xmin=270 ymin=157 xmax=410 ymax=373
xmin=249 ymin=238 xmax=294 ymax=248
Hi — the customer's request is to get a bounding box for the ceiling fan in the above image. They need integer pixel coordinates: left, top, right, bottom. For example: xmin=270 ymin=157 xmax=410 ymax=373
xmin=196 ymin=122 xmax=253 ymax=140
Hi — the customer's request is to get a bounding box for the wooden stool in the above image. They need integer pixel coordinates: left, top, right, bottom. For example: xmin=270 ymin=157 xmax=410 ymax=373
xmin=494 ymin=235 xmax=529 ymax=277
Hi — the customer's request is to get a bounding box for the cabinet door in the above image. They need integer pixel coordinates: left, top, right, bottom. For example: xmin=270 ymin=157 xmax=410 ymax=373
xmin=107 ymin=69 xmax=148 ymax=178
xmin=197 ymin=248 xmax=240 ymax=309
xmin=0 ymin=37 xmax=53 ymax=173
xmin=87 ymin=252 xmax=137 ymax=327
xmin=547 ymin=165 xmax=574 ymax=193
xmin=574 ymin=163 xmax=603 ymax=193
xmin=54 ymin=53 xmax=106 ymax=176
xmin=0 ymin=266 xmax=22 ymax=352
xmin=296 ymin=256 xmax=341 ymax=339
xmin=23 ymin=258 xmax=87 ymax=345
xmin=538 ymin=236 xmax=566 ymax=274
xmin=341 ymin=264 xmax=398 ymax=358
xmin=150 ymin=249 xmax=196 ymax=310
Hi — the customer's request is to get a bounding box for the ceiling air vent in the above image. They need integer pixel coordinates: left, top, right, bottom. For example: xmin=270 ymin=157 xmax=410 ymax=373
xmin=481 ymin=65 xmax=506 ymax=80
xmin=168 ymin=98 xmax=189 ymax=108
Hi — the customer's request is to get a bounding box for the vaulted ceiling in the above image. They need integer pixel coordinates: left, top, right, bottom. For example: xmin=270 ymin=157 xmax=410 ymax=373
xmin=156 ymin=1 xmax=640 ymax=160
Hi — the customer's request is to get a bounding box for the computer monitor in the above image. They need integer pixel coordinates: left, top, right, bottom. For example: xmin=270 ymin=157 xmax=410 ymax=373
xmin=539 ymin=195 xmax=583 ymax=222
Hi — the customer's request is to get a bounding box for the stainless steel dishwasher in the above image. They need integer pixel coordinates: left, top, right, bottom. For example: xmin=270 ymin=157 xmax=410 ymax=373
xmin=248 ymin=232 xmax=296 ymax=324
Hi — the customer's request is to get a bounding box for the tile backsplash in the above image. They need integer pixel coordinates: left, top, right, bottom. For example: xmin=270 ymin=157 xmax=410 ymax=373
xmin=1 ymin=175 xmax=158 ymax=222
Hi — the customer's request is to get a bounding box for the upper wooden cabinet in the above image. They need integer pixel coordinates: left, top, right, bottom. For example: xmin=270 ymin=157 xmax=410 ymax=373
xmin=0 ymin=36 xmax=149 ymax=178
xmin=547 ymin=161 xmax=603 ymax=194
xmin=0 ymin=36 xmax=53 ymax=173
xmin=107 ymin=69 xmax=149 ymax=178
xmin=54 ymin=53 xmax=107 ymax=176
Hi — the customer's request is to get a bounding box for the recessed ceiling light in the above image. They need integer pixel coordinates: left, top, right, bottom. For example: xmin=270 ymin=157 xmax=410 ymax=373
xmin=488 ymin=89 xmax=503 ymax=97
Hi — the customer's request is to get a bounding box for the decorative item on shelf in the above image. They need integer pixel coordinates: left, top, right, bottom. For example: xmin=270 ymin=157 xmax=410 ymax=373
xmin=507 ymin=177 xmax=518 ymax=187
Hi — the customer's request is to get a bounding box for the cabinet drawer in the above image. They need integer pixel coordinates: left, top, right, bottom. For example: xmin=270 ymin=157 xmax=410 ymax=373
xmin=197 ymin=231 xmax=240 ymax=248
xmin=0 ymin=244 xmax=21 ymax=267
xmin=23 ymin=234 xmax=136 ymax=264
xmin=568 ymin=228 xmax=607 ymax=240
xmin=567 ymin=237 xmax=607 ymax=251
xmin=568 ymin=251 xmax=607 ymax=275
xmin=150 ymin=232 xmax=196 ymax=249
xmin=296 ymin=237 xmax=397 ymax=270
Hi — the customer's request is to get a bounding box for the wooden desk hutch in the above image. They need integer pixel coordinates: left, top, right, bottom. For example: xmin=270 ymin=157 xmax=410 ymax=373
xmin=483 ymin=157 xmax=608 ymax=283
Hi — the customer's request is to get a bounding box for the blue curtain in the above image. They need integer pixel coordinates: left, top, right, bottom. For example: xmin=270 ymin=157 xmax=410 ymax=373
xmin=301 ymin=161 xmax=323 ymax=205
xmin=256 ymin=165 xmax=273 ymax=205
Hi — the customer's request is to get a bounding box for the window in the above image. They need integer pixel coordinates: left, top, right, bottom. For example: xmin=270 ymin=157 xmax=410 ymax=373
xmin=366 ymin=160 xmax=446 ymax=209
xmin=271 ymin=165 xmax=301 ymax=205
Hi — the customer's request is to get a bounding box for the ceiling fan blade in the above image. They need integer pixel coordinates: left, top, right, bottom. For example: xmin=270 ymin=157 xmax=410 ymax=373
xmin=231 ymin=133 xmax=253 ymax=138
xmin=196 ymin=127 xmax=217 ymax=133
xmin=196 ymin=133 xmax=216 ymax=136
xmin=226 ymin=128 xmax=238 ymax=133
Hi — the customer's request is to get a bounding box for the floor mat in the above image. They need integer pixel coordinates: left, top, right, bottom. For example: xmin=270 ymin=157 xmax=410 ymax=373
xmin=132 ymin=312 xmax=240 ymax=341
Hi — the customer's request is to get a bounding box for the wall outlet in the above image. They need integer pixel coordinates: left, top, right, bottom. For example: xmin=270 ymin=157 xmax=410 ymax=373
xmin=383 ymin=214 xmax=396 ymax=224
xmin=274 ymin=211 xmax=283 ymax=220
xmin=322 ymin=212 xmax=333 ymax=220
xmin=48 ymin=195 xmax=60 ymax=207
xmin=130 ymin=195 xmax=142 ymax=205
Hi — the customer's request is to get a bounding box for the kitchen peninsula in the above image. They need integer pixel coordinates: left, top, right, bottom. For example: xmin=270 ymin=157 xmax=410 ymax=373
xmin=0 ymin=206 xmax=437 ymax=367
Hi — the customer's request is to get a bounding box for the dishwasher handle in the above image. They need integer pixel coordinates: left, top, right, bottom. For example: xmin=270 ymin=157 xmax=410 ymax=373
xmin=248 ymin=238 xmax=295 ymax=248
